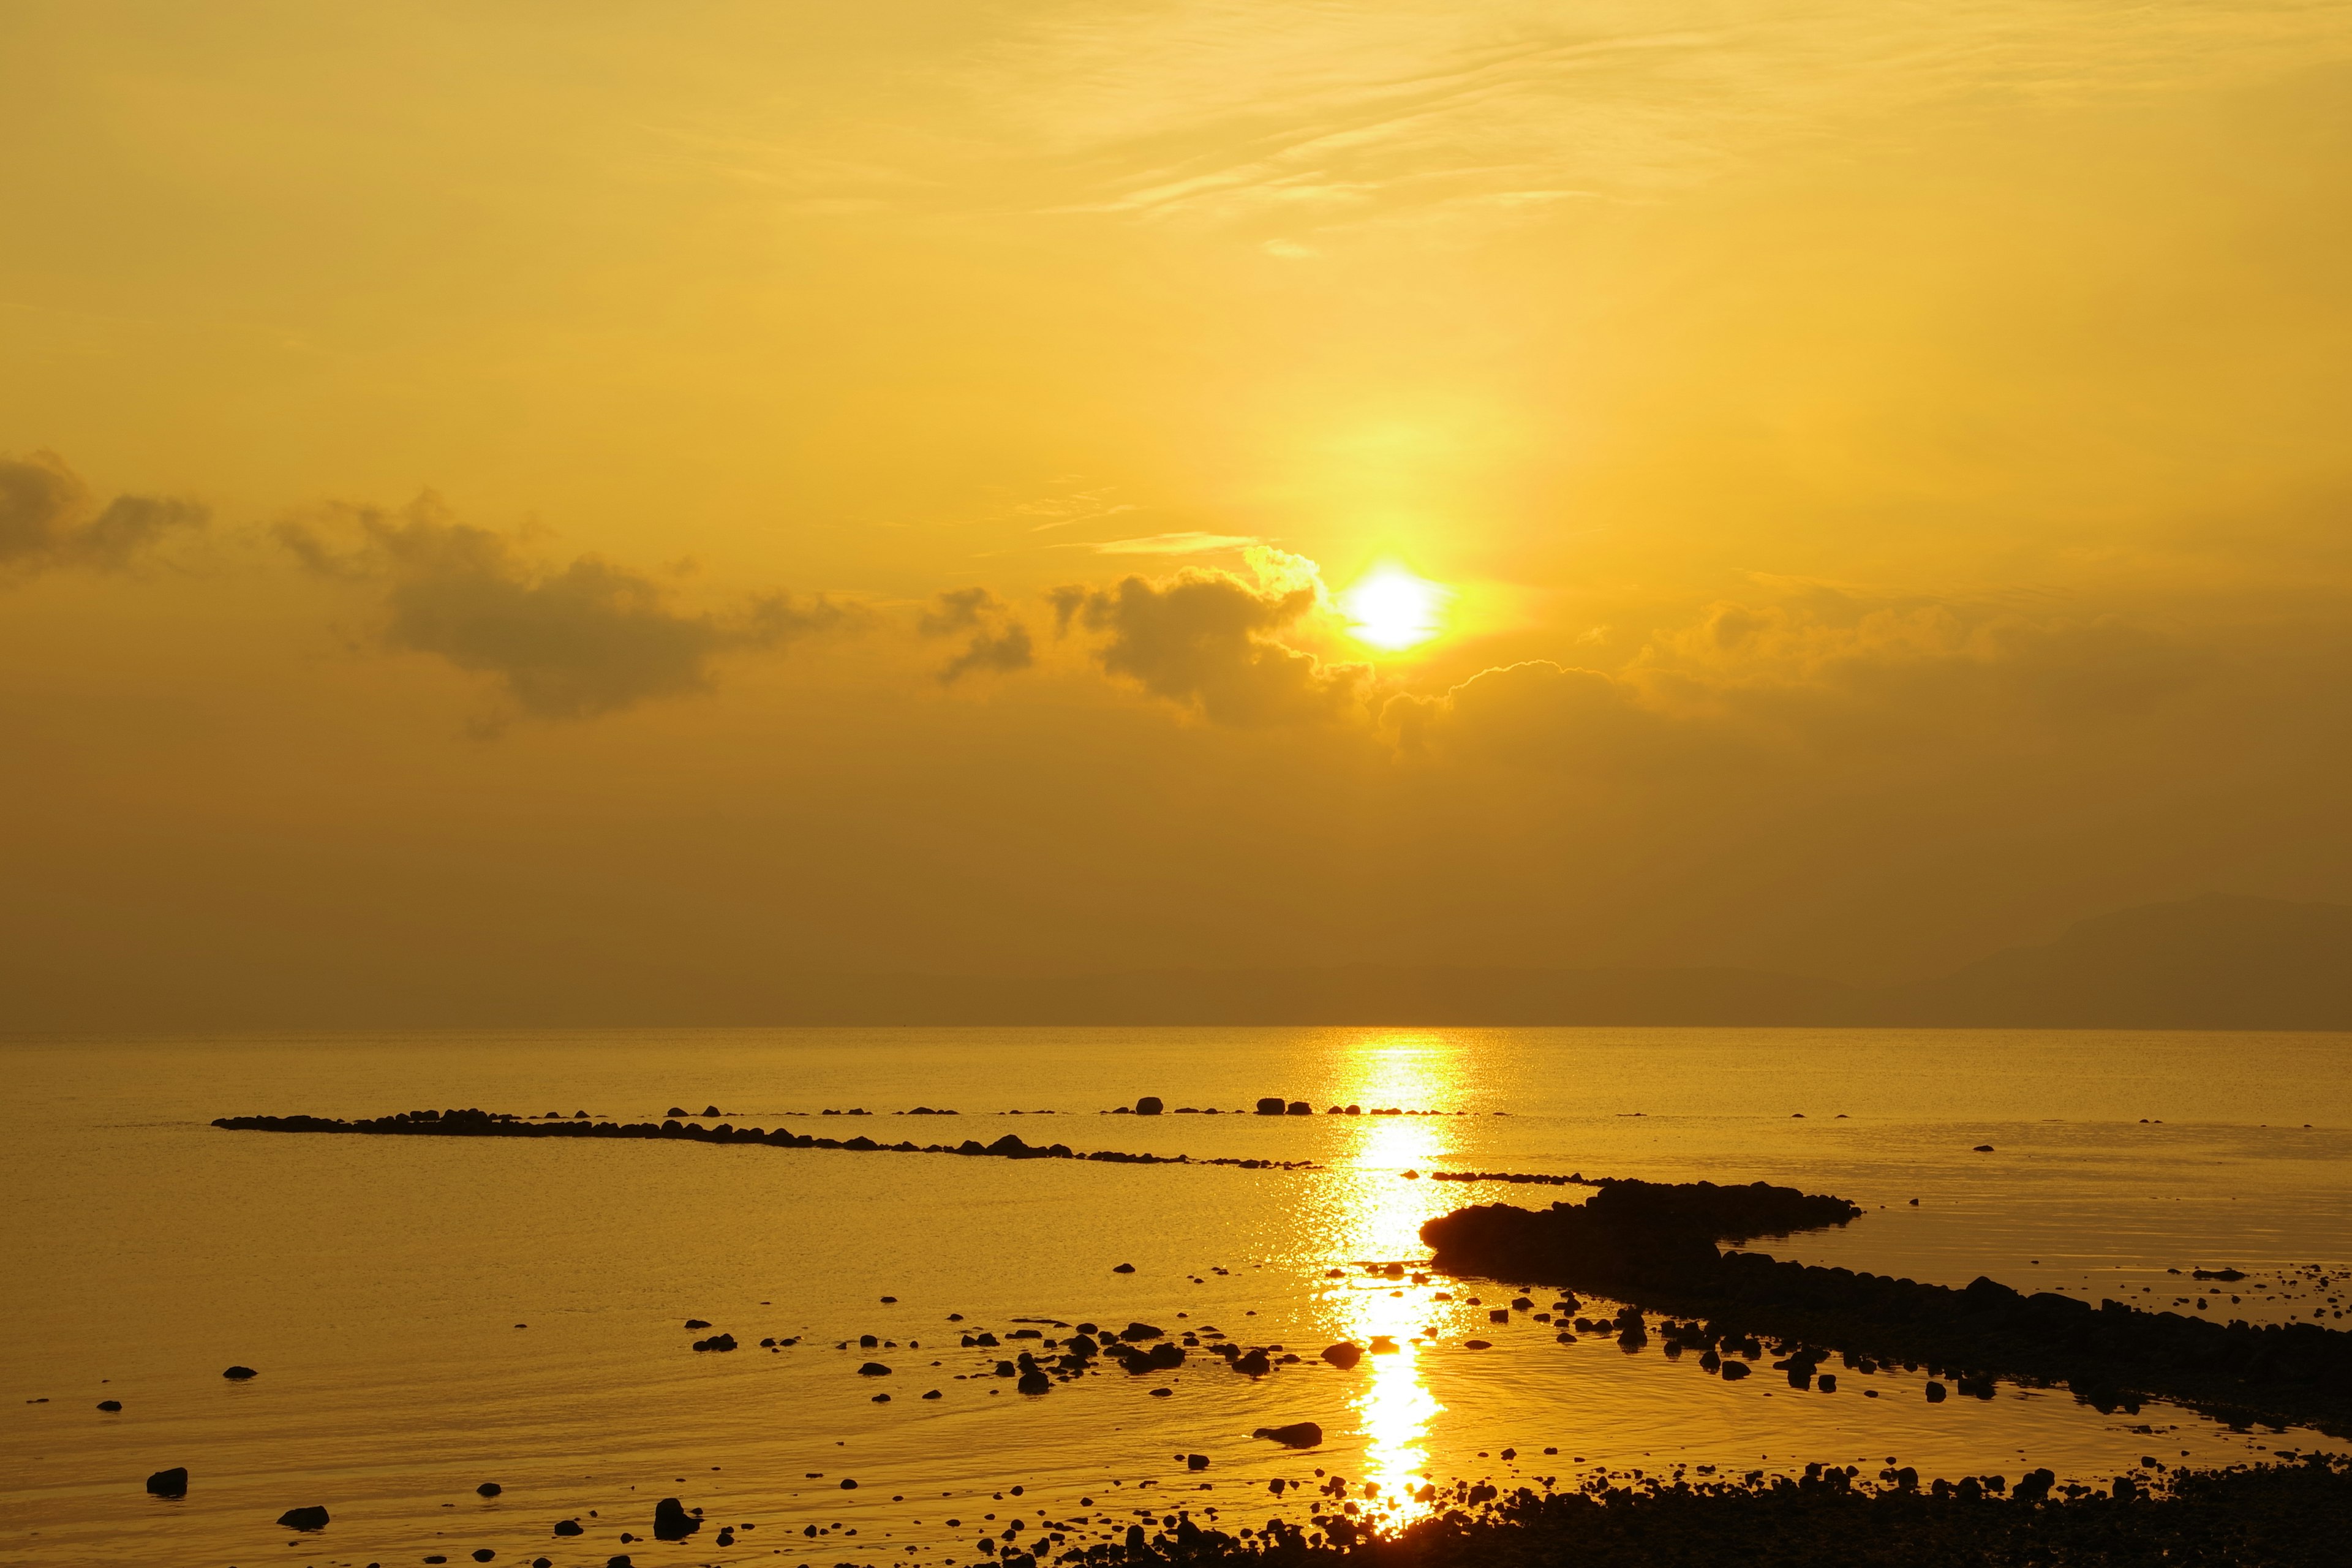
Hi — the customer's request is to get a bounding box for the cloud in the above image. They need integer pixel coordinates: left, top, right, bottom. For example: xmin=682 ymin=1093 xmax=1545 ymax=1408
xmin=0 ymin=450 xmax=206 ymax=579
xmin=1085 ymin=532 xmax=1262 ymax=556
xmin=1389 ymin=592 xmax=2211 ymax=770
xmin=277 ymin=495 xmax=843 ymax=720
xmin=1054 ymin=569 xmax=1367 ymax=726
xmin=918 ymin=586 xmax=1036 ymax=684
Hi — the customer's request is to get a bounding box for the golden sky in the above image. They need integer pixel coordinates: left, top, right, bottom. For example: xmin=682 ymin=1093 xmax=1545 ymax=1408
xmin=4 ymin=1 xmax=2350 ymax=1023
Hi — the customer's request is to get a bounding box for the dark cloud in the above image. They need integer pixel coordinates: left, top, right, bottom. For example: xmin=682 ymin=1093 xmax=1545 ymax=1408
xmin=277 ymin=496 xmax=843 ymax=720
xmin=1056 ymin=570 xmax=1367 ymax=726
xmin=0 ymin=450 xmax=206 ymax=579
xmin=918 ymin=586 xmax=1036 ymax=684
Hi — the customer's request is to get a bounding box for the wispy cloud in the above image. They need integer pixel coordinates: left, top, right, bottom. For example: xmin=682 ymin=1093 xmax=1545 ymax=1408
xmin=1082 ymin=532 xmax=1262 ymax=556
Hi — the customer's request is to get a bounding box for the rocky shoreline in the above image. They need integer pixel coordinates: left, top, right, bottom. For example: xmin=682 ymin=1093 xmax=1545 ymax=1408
xmin=1123 ymin=1453 xmax=2352 ymax=1568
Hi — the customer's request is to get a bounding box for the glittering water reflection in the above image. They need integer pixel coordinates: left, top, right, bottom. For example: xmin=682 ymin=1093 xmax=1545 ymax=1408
xmin=1317 ymin=1032 xmax=1471 ymax=1526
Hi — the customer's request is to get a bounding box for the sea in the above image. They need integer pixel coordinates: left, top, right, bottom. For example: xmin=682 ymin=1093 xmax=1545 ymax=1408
xmin=6 ymin=1027 xmax=2351 ymax=1567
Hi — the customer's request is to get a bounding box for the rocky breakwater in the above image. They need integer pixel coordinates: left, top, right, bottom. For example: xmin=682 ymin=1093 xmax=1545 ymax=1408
xmin=1422 ymin=1181 xmax=2352 ymax=1438
xmin=210 ymin=1108 xmax=1319 ymax=1170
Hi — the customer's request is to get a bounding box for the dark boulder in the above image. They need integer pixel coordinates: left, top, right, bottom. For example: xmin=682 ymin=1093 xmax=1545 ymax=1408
xmin=652 ymin=1497 xmax=701 ymax=1540
xmin=554 ymin=1520 xmax=584 ymax=1536
xmin=1252 ymin=1421 xmax=1323 ymax=1449
xmin=276 ymin=1505 xmax=330 ymax=1531
xmin=1233 ymin=1349 xmax=1271 ymax=1376
xmin=145 ymin=1467 xmax=189 ymax=1498
xmin=1017 ymin=1369 xmax=1051 ymax=1394
xmin=97 ymin=1400 xmax=122 ymax=1412
xmin=1135 ymin=1098 xmax=1164 ymax=1115
xmin=222 ymin=1365 xmax=257 ymax=1381
xmin=1321 ymin=1342 xmax=1363 ymax=1369
xmin=859 ymin=1362 xmax=893 ymax=1376
xmin=477 ymin=1482 xmax=502 ymax=1497
xmin=1186 ymin=1454 xmax=1210 ymax=1471
xmin=1255 ymin=1098 xmax=1286 ymax=1115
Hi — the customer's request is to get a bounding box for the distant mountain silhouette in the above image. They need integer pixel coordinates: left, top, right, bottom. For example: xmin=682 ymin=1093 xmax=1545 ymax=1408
xmin=758 ymin=964 xmax=1858 ymax=1027
xmin=763 ymin=894 xmax=2352 ymax=1028
xmin=1867 ymin=893 xmax=2352 ymax=1029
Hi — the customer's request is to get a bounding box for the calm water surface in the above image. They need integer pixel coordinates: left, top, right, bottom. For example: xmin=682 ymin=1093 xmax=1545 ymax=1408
xmin=6 ymin=1027 xmax=2351 ymax=1568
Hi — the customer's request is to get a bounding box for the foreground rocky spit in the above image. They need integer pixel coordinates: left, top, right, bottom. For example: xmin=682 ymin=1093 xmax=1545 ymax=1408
xmin=1421 ymin=1191 xmax=2352 ymax=1439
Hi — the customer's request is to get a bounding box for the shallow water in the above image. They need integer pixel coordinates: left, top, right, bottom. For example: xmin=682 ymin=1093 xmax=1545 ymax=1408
xmin=6 ymin=1027 xmax=2350 ymax=1568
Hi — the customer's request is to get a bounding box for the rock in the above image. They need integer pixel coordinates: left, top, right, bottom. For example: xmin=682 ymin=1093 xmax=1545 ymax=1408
xmin=554 ymin=1520 xmax=584 ymax=1536
xmin=276 ymin=1505 xmax=330 ymax=1531
xmin=922 ymin=1389 xmax=943 ymax=1399
xmin=1186 ymin=1455 xmax=1210 ymax=1471
xmin=860 ymin=1335 xmax=880 ymax=1347
xmin=652 ymin=1497 xmax=701 ymax=1540
xmin=1017 ymin=1369 xmax=1050 ymax=1394
xmin=477 ymin=1482 xmax=502 ymax=1497
xmin=1819 ymin=1373 xmax=1839 ymax=1392
xmin=1973 ymin=1145 xmax=1995 ymax=1153
xmin=859 ymin=1362 xmax=893 ymax=1376
xmin=222 ymin=1365 xmax=257 ymax=1381
xmin=1720 ymin=1360 xmax=1751 ymax=1381
xmin=1926 ymin=1381 xmax=1948 ymax=1402
xmin=1234 ymin=1349 xmax=1272 ymax=1376
xmin=684 ymin=1319 xmax=710 ymax=1329
xmin=1120 ymin=1322 xmax=1164 ymax=1341
xmin=1463 ymin=1340 xmax=1492 ymax=1350
xmin=1321 ymin=1342 xmax=1363 ymax=1369
xmin=473 ymin=1551 xmax=496 ymax=1562
xmin=97 ymin=1400 xmax=122 ymax=1411
xmin=607 ymin=1557 xmax=633 ymax=1568
xmin=1255 ymin=1098 xmax=1286 ymax=1115
xmin=666 ymin=1106 xmax=687 ymax=1117
xmin=1252 ymin=1422 xmax=1323 ymax=1449
xmin=145 ymin=1467 xmax=189 ymax=1497
xmin=701 ymin=1105 xmax=720 ymax=1118
xmin=1112 ymin=1262 xmax=1136 ymax=1273
xmin=1488 ymin=1308 xmax=1510 ymax=1324
xmin=1134 ymin=1098 xmax=1164 ymax=1115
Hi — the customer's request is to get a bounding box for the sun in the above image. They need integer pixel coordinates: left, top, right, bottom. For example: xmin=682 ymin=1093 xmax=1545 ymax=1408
xmin=1341 ymin=565 xmax=1448 ymax=650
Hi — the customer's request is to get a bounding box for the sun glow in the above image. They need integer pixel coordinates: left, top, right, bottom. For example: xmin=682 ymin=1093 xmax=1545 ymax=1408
xmin=1341 ymin=566 xmax=1447 ymax=650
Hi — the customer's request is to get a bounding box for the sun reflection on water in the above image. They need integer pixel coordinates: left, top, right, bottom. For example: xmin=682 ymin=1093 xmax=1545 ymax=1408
xmin=1316 ymin=1033 xmax=1469 ymax=1528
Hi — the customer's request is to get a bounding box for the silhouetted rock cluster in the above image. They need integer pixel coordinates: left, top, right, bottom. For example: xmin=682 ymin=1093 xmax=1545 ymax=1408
xmin=211 ymin=1109 xmax=1318 ymax=1170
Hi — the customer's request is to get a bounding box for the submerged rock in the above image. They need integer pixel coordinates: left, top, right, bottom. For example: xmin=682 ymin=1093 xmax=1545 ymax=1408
xmin=222 ymin=1365 xmax=257 ymax=1381
xmin=1321 ymin=1341 xmax=1363 ymax=1369
xmin=1253 ymin=1421 xmax=1323 ymax=1449
xmin=276 ymin=1505 xmax=330 ymax=1531
xmin=145 ymin=1467 xmax=189 ymax=1498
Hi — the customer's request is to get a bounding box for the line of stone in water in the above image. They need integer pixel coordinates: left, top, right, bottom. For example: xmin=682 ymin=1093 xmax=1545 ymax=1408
xmin=210 ymin=1107 xmax=1320 ymax=1170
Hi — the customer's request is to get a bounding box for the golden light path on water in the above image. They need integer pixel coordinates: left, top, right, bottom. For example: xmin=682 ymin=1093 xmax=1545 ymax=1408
xmin=1317 ymin=1032 xmax=1465 ymax=1529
